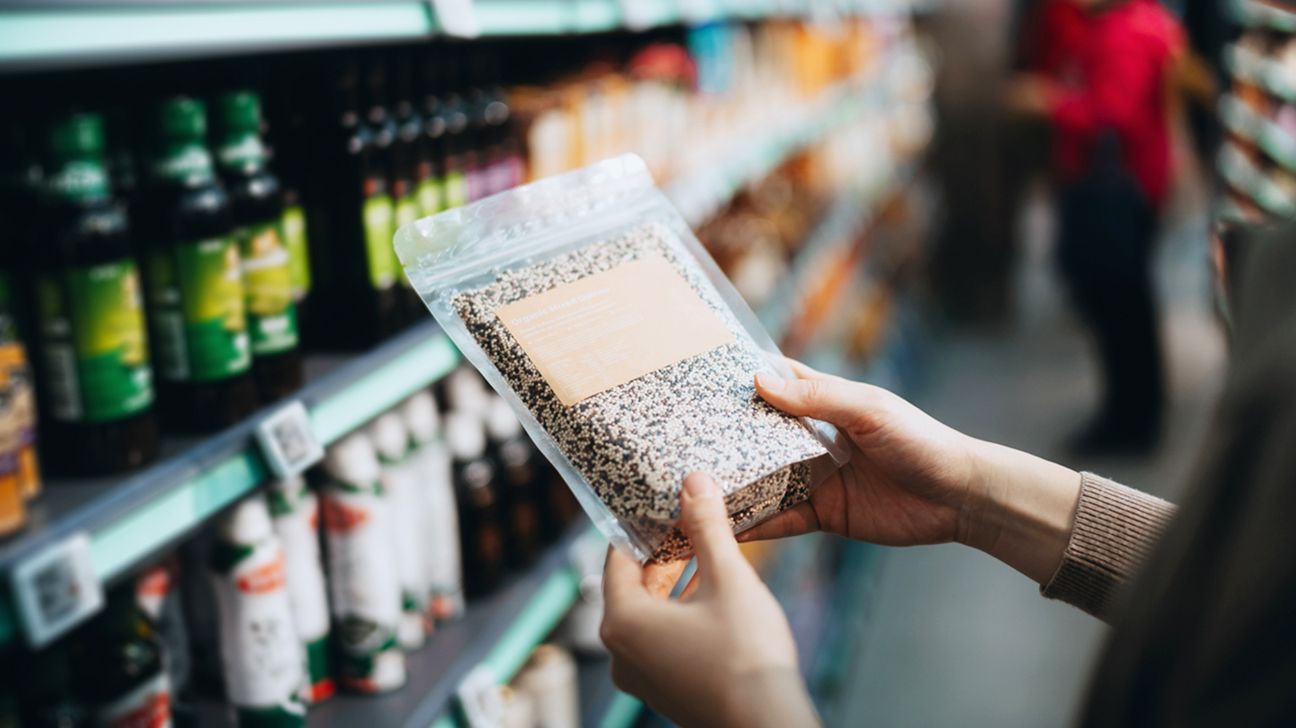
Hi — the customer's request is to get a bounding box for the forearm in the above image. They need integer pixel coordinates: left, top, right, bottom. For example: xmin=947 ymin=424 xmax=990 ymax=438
xmin=726 ymin=668 xmax=820 ymax=728
xmin=958 ymin=439 xmax=1082 ymax=585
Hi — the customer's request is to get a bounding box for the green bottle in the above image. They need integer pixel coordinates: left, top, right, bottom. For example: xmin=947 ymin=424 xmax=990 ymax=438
xmin=31 ymin=111 xmax=159 ymax=474
xmin=214 ymin=91 xmax=303 ymax=403
xmin=136 ymin=97 xmax=256 ymax=433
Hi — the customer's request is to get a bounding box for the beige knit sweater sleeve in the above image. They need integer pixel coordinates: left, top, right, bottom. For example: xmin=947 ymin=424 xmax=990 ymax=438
xmin=1041 ymin=472 xmax=1176 ymax=620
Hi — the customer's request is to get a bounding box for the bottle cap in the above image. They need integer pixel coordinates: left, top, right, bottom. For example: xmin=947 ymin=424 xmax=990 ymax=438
xmin=368 ymin=411 xmax=409 ymax=462
xmin=484 ymin=397 xmax=522 ymax=443
xmin=400 ymin=390 xmax=440 ymax=445
xmin=324 ymin=432 xmax=382 ymax=485
xmin=444 ymin=410 xmax=486 ymax=461
xmin=49 ymin=112 xmax=105 ymax=160
xmin=158 ymin=97 xmax=207 ymax=141
xmin=444 ymin=367 xmax=490 ymax=415
xmin=219 ymin=497 xmax=275 ymax=544
xmin=216 ymin=90 xmax=261 ymax=133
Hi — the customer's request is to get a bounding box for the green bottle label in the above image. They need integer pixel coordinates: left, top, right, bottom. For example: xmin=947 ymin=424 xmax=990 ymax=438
xmin=235 ymin=703 xmax=307 ymax=728
xmin=280 ymin=204 xmax=312 ymax=301
xmin=443 ymin=171 xmax=468 ymax=210
xmin=394 ymin=194 xmax=419 ymax=290
xmin=35 ymin=261 xmax=154 ymax=422
xmin=416 ymin=176 xmax=444 ymax=218
xmin=147 ymin=236 xmax=251 ymax=382
xmin=238 ymin=220 xmax=299 ymax=356
xmin=363 ymin=193 xmax=396 ymax=290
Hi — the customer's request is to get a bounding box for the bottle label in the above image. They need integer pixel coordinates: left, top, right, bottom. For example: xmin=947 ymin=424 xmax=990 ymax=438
xmin=146 ymin=237 xmax=251 ymax=382
xmin=320 ymin=482 xmax=404 ymax=691
xmin=95 ymin=671 xmax=172 ymax=728
xmin=416 ymin=175 xmax=444 ymax=218
xmin=209 ymin=540 xmax=307 ymax=713
xmin=394 ymin=195 xmax=419 ymax=291
xmin=270 ymin=487 xmax=331 ymax=642
xmin=35 ymin=262 xmax=154 ymax=422
xmin=443 ymin=170 xmax=469 ymax=210
xmin=280 ymin=205 xmax=312 ymax=302
xmin=417 ymin=444 xmax=464 ymax=620
xmin=238 ymin=221 xmax=299 ymax=356
xmin=363 ymin=193 xmax=396 ymax=290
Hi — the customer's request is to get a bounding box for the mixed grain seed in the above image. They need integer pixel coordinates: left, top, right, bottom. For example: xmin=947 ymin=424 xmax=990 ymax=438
xmin=452 ymin=220 xmax=829 ymax=561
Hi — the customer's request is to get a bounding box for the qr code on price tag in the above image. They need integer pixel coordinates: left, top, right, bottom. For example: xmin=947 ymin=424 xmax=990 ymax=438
xmin=255 ymin=401 xmax=325 ymax=479
xmin=11 ymin=533 xmax=102 ymax=648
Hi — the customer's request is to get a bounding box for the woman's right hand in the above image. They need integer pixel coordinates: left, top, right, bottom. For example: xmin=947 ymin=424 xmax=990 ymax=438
xmin=747 ymin=360 xmax=1081 ymax=584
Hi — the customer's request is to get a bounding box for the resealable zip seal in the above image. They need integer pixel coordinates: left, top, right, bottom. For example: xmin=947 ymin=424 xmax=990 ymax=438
xmin=395 ymin=154 xmax=849 ymax=561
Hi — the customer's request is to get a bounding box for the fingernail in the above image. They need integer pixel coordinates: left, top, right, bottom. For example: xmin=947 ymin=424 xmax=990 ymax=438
xmin=756 ymin=373 xmax=785 ymax=392
xmin=682 ymin=473 xmax=716 ymax=500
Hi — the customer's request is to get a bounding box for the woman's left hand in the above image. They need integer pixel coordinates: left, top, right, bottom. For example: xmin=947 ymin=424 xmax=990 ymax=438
xmin=600 ymin=473 xmax=819 ymax=728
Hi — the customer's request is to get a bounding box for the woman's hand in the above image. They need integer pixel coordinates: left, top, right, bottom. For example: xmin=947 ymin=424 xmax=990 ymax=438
xmin=749 ymin=360 xmax=1082 ymax=584
xmin=601 ymin=473 xmax=819 ymax=728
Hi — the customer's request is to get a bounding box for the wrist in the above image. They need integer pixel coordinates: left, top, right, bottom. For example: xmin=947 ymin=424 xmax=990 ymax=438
xmin=958 ymin=439 xmax=1082 ymax=584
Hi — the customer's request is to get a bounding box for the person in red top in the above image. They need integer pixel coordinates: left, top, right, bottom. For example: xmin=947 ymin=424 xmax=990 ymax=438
xmin=1008 ymin=0 xmax=1185 ymax=453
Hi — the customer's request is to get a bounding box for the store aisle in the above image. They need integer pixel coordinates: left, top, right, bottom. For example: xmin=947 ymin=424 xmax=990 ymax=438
xmin=835 ymin=196 xmax=1226 ymax=727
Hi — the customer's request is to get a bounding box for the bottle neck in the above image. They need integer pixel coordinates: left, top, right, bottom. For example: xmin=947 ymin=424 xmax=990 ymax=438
xmin=152 ymin=138 xmax=215 ymax=185
xmin=216 ymin=130 xmax=268 ymax=175
xmin=46 ymin=155 xmax=109 ymax=203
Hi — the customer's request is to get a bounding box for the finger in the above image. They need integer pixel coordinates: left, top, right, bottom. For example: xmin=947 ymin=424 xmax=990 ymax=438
xmin=602 ymin=546 xmax=648 ymax=607
xmin=678 ymin=473 xmax=745 ymax=579
xmin=736 ymin=500 xmax=820 ymax=542
xmin=642 ymin=558 xmax=689 ymax=599
xmin=755 ymin=370 xmax=883 ymax=429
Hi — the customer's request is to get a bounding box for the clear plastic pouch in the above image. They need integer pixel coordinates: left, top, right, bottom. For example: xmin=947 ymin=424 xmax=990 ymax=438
xmin=395 ymin=154 xmax=847 ymax=562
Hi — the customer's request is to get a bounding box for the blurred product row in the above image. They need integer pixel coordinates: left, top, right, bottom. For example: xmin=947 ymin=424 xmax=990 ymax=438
xmin=1 ymin=365 xmax=588 ymax=726
xmin=0 ymin=19 xmax=905 ymax=538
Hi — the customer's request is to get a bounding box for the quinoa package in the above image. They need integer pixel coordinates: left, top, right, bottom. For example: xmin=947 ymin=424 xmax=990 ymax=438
xmin=395 ymin=155 xmax=847 ymax=562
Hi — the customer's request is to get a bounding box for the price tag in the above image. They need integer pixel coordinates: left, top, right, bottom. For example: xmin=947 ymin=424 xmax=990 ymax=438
xmin=254 ymin=400 xmax=325 ymax=479
xmin=431 ymin=0 xmax=481 ymax=38
xmin=11 ymin=533 xmax=102 ymax=648
xmin=457 ymin=664 xmax=504 ymax=728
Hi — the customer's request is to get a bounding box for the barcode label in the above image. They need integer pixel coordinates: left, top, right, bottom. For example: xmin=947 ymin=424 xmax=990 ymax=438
xmin=255 ymin=400 xmax=325 ymax=479
xmin=11 ymin=533 xmax=102 ymax=648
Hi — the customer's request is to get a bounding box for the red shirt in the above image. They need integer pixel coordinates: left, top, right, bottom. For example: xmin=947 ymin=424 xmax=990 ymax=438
xmin=1047 ymin=0 xmax=1184 ymax=208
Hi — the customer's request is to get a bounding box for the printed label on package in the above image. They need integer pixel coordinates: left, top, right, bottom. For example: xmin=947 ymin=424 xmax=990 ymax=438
xmin=495 ymin=254 xmax=735 ymax=406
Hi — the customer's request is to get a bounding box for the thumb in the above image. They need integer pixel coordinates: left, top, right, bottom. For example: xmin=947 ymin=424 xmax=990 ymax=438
xmin=678 ymin=473 xmax=744 ymax=579
xmin=755 ymin=371 xmax=879 ymax=431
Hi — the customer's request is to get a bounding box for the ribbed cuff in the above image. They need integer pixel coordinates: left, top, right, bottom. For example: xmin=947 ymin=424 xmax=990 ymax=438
xmin=1041 ymin=472 xmax=1176 ymax=620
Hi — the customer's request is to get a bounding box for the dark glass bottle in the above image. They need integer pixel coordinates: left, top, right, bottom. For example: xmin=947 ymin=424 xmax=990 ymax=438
xmin=416 ymin=50 xmax=448 ymax=220
xmin=438 ymin=56 xmax=472 ymax=212
xmin=214 ymin=90 xmax=304 ymax=402
xmin=81 ymin=583 xmax=173 ymax=727
xmin=19 ymin=642 xmax=90 ymax=727
xmin=135 ymin=97 xmax=256 ymax=433
xmin=304 ymin=58 xmax=402 ymax=349
xmin=30 ymin=112 xmax=159 ymax=474
xmin=446 ymin=410 xmax=505 ymax=596
xmin=391 ymin=52 xmax=426 ymax=322
xmin=484 ymin=397 xmax=542 ymax=567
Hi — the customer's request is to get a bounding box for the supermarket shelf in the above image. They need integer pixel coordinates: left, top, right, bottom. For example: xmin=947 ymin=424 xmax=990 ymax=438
xmin=1218 ymin=141 xmax=1296 ymax=217
xmin=1224 ymin=42 xmax=1296 ymax=103
xmin=0 ymin=2 xmax=436 ymax=72
xmin=759 ymin=160 xmax=918 ymax=343
xmin=1232 ymin=0 xmax=1296 ymax=31
xmin=0 ymin=322 xmax=460 ymax=647
xmin=663 ymin=76 xmax=888 ymax=228
xmin=312 ymin=524 xmax=589 ymax=728
xmin=0 ymin=0 xmax=912 ymax=72
xmin=579 ymin=654 xmax=643 ymax=728
xmin=1219 ymin=93 xmax=1296 ymax=174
